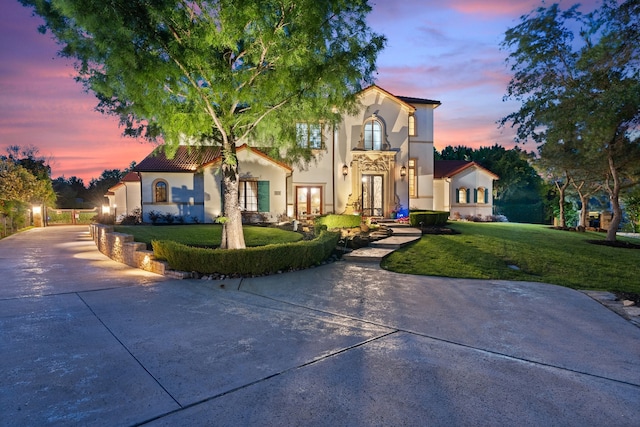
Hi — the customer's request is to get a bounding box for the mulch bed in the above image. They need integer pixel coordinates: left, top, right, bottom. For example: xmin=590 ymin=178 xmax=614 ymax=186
xmin=614 ymin=292 xmax=640 ymax=305
xmin=420 ymin=226 xmax=460 ymax=235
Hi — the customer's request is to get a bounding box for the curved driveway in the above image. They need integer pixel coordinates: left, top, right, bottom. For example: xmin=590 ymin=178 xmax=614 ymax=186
xmin=1 ymin=226 xmax=639 ymax=426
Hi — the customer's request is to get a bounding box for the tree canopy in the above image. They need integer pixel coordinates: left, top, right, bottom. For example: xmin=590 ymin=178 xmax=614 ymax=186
xmin=0 ymin=145 xmax=56 ymax=232
xmin=22 ymin=0 xmax=385 ymax=248
xmin=501 ymin=0 xmax=640 ymax=240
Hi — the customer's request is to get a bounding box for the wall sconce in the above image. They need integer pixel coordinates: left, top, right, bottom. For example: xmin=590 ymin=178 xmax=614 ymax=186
xmin=400 ymin=164 xmax=407 ymax=180
xmin=342 ymin=164 xmax=349 ymax=180
xmin=102 ymin=205 xmax=111 ymax=215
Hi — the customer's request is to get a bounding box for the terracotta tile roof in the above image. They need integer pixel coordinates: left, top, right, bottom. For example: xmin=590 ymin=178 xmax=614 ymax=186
xmin=135 ymin=145 xmax=222 ymax=172
xmin=434 ymin=160 xmax=499 ymax=179
xmin=121 ymin=171 xmax=140 ymax=182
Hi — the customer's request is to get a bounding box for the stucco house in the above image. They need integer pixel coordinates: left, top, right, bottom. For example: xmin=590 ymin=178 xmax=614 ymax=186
xmin=106 ymin=85 xmax=498 ymax=223
xmin=105 ymin=172 xmax=141 ymax=219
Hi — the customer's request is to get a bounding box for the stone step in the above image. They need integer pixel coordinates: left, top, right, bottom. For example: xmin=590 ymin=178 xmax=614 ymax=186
xmin=341 ymin=247 xmax=395 ymax=262
xmin=370 ymin=235 xmax=420 ymax=249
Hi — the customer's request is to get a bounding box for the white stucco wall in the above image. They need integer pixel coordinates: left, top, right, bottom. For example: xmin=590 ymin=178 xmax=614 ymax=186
xmin=443 ymin=166 xmax=496 ymax=219
xmin=140 ymin=172 xmax=205 ymax=223
xmin=236 ymin=148 xmax=289 ymax=222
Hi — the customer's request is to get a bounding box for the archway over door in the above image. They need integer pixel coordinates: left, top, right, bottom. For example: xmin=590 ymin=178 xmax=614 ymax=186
xmin=350 ymin=152 xmax=397 ymax=217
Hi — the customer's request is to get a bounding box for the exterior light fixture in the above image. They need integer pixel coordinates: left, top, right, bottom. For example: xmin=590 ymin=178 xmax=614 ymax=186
xmin=32 ymin=205 xmax=42 ymax=215
xmin=342 ymin=164 xmax=349 ymax=179
xmin=102 ymin=205 xmax=110 ymax=215
xmin=400 ymin=164 xmax=407 ymax=180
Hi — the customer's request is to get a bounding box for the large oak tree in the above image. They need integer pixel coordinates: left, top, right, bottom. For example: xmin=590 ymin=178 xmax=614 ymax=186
xmin=22 ymin=0 xmax=385 ymax=248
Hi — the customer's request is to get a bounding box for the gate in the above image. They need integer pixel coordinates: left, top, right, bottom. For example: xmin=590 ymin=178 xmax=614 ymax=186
xmin=46 ymin=208 xmax=98 ymax=225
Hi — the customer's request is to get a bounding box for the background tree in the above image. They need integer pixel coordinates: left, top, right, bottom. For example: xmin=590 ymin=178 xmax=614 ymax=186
xmin=52 ymin=176 xmax=88 ymax=208
xmin=1 ymin=145 xmax=56 ymax=207
xmin=22 ymin=0 xmax=385 ymax=249
xmin=501 ymin=0 xmax=640 ymax=241
xmin=86 ymin=169 xmax=125 ymax=207
xmin=0 ymin=146 xmax=56 ymax=232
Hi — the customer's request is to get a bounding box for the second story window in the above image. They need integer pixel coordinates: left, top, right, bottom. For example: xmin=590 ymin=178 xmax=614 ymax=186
xmin=408 ymin=114 xmax=416 ymax=136
xmin=363 ymin=119 xmax=382 ymax=150
xmin=296 ymin=123 xmax=322 ymax=149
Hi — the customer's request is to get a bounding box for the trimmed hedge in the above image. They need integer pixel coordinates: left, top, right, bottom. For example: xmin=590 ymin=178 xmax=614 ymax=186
xmin=314 ymin=214 xmax=362 ymax=229
xmin=409 ymin=211 xmax=450 ymax=227
xmin=152 ymin=231 xmax=340 ymax=275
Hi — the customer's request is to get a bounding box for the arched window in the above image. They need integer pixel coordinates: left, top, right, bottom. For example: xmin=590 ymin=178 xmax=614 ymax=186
xmin=408 ymin=114 xmax=416 ymax=136
xmin=363 ymin=119 xmax=382 ymax=150
xmin=154 ymin=180 xmax=168 ymax=203
xmin=477 ymin=187 xmax=486 ymax=204
xmin=456 ymin=187 xmax=469 ymax=204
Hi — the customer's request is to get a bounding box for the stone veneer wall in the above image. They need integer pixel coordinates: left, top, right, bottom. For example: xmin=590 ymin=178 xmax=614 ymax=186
xmin=89 ymin=223 xmax=167 ymax=275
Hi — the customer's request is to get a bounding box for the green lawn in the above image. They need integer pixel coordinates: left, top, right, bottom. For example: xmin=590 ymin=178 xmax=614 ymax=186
xmin=114 ymin=224 xmax=303 ymax=247
xmin=381 ymin=222 xmax=640 ymax=293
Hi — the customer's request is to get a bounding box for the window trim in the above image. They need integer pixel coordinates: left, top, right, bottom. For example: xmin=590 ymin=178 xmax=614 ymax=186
xmin=239 ymin=180 xmax=259 ymax=212
xmin=153 ymin=179 xmax=168 ymax=203
xmin=456 ymin=187 xmax=470 ymax=204
xmin=408 ymin=114 xmax=416 ymax=137
xmin=296 ymin=122 xmax=323 ymax=149
xmin=363 ymin=118 xmax=383 ymax=150
xmin=408 ymin=158 xmax=417 ymax=198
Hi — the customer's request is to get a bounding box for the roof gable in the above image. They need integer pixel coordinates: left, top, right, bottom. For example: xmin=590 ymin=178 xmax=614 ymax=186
xmin=202 ymin=144 xmax=293 ymax=172
xmin=434 ymin=160 xmax=499 ymax=179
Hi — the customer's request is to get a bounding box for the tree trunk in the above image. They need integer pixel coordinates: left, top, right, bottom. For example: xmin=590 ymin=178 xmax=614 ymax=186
xmin=220 ymin=143 xmax=246 ymax=250
xmin=555 ymin=179 xmax=569 ymax=228
xmin=605 ymin=155 xmax=621 ymax=242
xmin=578 ymin=193 xmax=589 ymax=230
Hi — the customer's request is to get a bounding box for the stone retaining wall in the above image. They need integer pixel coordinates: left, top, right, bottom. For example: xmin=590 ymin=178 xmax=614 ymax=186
xmin=89 ymin=224 xmax=167 ymax=275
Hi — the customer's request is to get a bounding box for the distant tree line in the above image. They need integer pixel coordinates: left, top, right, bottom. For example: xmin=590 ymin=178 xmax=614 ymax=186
xmin=0 ymin=144 xmax=138 ymax=235
xmin=52 ymin=162 xmax=136 ymax=209
xmin=0 ymin=145 xmax=56 ymax=233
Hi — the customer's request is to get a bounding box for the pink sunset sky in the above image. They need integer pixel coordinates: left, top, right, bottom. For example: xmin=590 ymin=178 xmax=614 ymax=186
xmin=0 ymin=0 xmax=597 ymax=183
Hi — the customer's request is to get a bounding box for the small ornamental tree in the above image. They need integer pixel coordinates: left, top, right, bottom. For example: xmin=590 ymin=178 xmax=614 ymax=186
xmin=22 ymin=0 xmax=385 ymax=249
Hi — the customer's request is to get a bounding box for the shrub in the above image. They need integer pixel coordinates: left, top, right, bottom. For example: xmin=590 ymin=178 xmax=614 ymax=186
xmin=92 ymin=213 xmax=114 ymax=225
xmin=163 ymin=213 xmax=175 ymax=224
xmin=147 ymin=210 xmax=161 ymax=224
xmin=152 ymin=231 xmax=340 ymax=275
xmin=409 ymin=211 xmax=449 ymax=227
xmin=315 ymin=214 xmax=361 ymax=230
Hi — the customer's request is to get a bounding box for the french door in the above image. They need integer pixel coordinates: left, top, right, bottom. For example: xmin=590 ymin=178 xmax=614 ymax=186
xmin=296 ymin=186 xmax=322 ymax=220
xmin=362 ymin=175 xmax=383 ymax=216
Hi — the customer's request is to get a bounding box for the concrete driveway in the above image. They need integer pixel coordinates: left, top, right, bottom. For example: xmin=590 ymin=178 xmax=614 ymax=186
xmin=1 ymin=226 xmax=639 ymax=426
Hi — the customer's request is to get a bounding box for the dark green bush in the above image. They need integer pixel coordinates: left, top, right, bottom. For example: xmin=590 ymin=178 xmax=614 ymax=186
xmin=152 ymin=231 xmax=340 ymax=275
xmin=314 ymin=214 xmax=361 ymax=229
xmin=409 ymin=211 xmax=450 ymax=227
